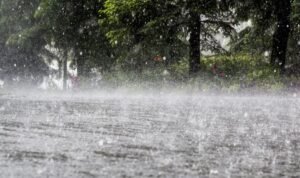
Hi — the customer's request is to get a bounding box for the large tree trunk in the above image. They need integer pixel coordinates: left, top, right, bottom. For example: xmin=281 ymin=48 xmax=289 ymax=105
xmin=63 ymin=51 xmax=68 ymax=90
xmin=188 ymin=12 xmax=201 ymax=75
xmin=270 ymin=0 xmax=292 ymax=73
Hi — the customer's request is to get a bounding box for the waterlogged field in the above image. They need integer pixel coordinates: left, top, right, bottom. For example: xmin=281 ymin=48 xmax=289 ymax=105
xmin=0 ymin=92 xmax=300 ymax=177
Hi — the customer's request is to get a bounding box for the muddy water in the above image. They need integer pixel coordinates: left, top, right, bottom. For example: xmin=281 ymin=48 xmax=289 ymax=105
xmin=0 ymin=94 xmax=300 ymax=177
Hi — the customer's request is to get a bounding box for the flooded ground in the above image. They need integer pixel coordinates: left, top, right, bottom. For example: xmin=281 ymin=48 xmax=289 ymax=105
xmin=0 ymin=92 xmax=300 ymax=177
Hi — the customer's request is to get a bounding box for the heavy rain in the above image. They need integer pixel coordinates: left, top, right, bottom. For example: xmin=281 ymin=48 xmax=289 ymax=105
xmin=0 ymin=0 xmax=300 ymax=177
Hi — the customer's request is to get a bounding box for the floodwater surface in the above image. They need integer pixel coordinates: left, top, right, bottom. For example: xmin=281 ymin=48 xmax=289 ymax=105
xmin=0 ymin=92 xmax=300 ymax=177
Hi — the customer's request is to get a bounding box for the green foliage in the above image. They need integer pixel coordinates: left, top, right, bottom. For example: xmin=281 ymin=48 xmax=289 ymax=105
xmin=169 ymin=58 xmax=190 ymax=81
xmin=0 ymin=0 xmax=48 ymax=81
xmin=6 ymin=25 xmax=46 ymax=51
xmin=0 ymin=0 xmax=299 ymax=89
xmin=100 ymin=0 xmax=237 ymax=73
xmin=33 ymin=0 xmax=115 ymax=75
xmin=99 ymin=53 xmax=291 ymax=92
xmin=197 ymin=53 xmax=284 ymax=91
xmin=230 ymin=0 xmax=298 ymax=70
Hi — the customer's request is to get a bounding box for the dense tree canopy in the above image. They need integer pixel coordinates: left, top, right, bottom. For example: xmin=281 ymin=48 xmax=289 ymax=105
xmin=230 ymin=0 xmax=297 ymax=72
xmin=100 ymin=0 xmax=236 ymax=74
xmin=0 ymin=0 xmax=48 ymax=84
xmin=0 ymin=0 xmax=299 ymax=87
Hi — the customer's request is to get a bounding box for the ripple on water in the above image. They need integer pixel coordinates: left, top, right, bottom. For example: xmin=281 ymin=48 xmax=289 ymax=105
xmin=0 ymin=95 xmax=300 ymax=177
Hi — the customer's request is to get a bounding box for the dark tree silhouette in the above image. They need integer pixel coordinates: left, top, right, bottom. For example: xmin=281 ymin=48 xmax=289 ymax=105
xmin=271 ymin=0 xmax=292 ymax=73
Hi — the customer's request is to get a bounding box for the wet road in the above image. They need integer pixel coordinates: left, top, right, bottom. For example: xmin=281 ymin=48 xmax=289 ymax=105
xmin=0 ymin=93 xmax=300 ymax=177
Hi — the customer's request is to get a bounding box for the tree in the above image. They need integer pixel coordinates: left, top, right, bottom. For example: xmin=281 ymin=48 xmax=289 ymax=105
xmin=34 ymin=0 xmax=115 ymax=89
xmin=288 ymin=0 xmax=300 ymax=66
xmin=229 ymin=0 xmax=293 ymax=73
xmin=100 ymin=0 xmax=235 ymax=75
xmin=0 ymin=0 xmax=48 ymax=85
xmin=270 ymin=0 xmax=292 ymax=72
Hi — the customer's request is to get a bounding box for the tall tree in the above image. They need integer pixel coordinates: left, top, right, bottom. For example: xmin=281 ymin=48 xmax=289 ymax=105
xmin=35 ymin=0 xmax=114 ymax=74
xmin=270 ymin=0 xmax=292 ymax=72
xmin=100 ymin=0 xmax=235 ymax=75
xmin=229 ymin=0 xmax=293 ymax=73
xmin=0 ymin=0 xmax=48 ymax=85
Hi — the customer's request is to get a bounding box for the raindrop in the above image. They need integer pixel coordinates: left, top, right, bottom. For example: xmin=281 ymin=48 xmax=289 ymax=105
xmin=210 ymin=169 xmax=219 ymax=175
xmin=106 ymin=138 xmax=112 ymax=144
xmin=162 ymin=70 xmax=170 ymax=76
xmin=98 ymin=140 xmax=104 ymax=146
xmin=293 ymin=93 xmax=297 ymax=97
xmin=36 ymin=168 xmax=47 ymax=175
xmin=0 ymin=106 xmax=5 ymax=111
xmin=264 ymin=51 xmax=269 ymax=57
